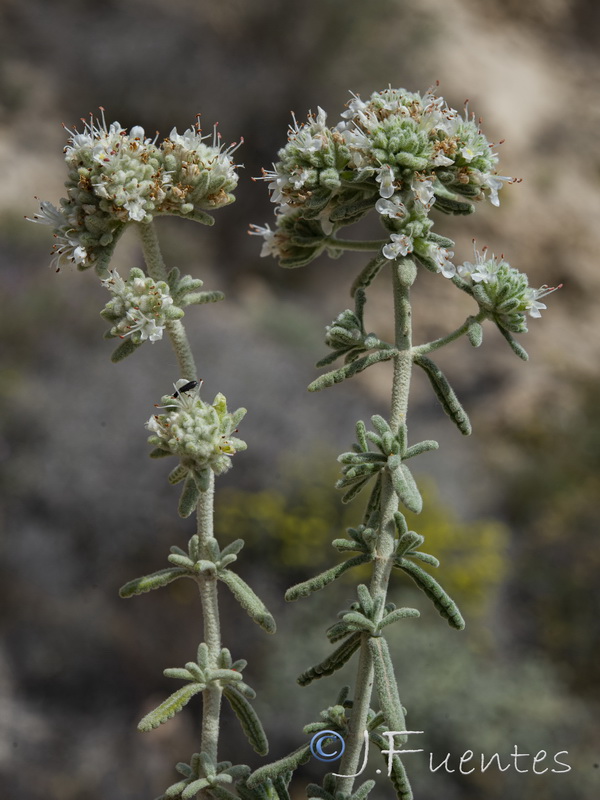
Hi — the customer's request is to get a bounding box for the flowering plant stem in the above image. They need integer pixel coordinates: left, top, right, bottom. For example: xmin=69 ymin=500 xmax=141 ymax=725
xmin=336 ymin=257 xmax=415 ymax=792
xmin=138 ymin=220 xmax=223 ymax=762
xmin=138 ymin=222 xmax=198 ymax=381
xmin=249 ymin=87 xmax=557 ymax=800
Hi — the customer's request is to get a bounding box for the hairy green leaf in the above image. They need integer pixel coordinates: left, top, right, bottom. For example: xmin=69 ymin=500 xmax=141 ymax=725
xmin=414 ymin=355 xmax=472 ymax=435
xmin=178 ymin=473 xmax=200 ymax=518
xmin=247 ymin=746 xmax=311 ymax=788
xmin=297 ymin=631 xmax=362 ymax=686
xmin=223 ymin=686 xmax=269 ymax=756
xmin=398 ymin=558 xmax=465 ymax=629
xmin=119 ymin=567 xmax=190 ymax=597
xmin=496 ymin=324 xmax=529 ymax=360
xmin=368 ymin=636 xmax=406 ymax=734
xmin=110 ymin=337 xmax=142 ymax=363
xmin=218 ymin=570 xmax=276 ymax=633
xmin=285 ymin=555 xmax=371 ymax=602
xmin=138 ymin=683 xmax=204 ymax=731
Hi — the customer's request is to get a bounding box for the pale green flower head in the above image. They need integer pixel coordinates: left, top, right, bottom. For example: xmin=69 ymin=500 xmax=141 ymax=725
xmin=147 ymin=380 xmax=246 ymax=478
xmin=253 ymin=85 xmax=514 ymax=271
xmin=29 ymin=111 xmax=241 ymax=274
xmin=100 ymin=267 xmax=183 ymax=345
xmin=458 ymin=246 xmax=560 ymax=333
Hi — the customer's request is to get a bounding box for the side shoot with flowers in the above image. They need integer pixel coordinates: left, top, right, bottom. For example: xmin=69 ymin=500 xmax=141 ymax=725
xmin=32 ymin=113 xmax=277 ymax=800
xmin=249 ymin=87 xmax=558 ymax=800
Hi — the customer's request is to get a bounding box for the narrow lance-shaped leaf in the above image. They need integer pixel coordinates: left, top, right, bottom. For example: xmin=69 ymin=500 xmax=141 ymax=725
xmin=351 ymin=254 xmax=387 ymax=297
xmin=340 ymin=476 xmax=375 ymax=504
xmin=369 ymin=730 xmax=413 ymax=800
xmin=181 ymin=290 xmax=225 ymax=306
xmin=414 ymin=355 xmax=472 ymax=436
xmin=119 ymin=567 xmax=190 ymax=598
xmin=496 ymin=323 xmax=529 ymax=361
xmin=308 ymin=349 xmax=396 ymax=392
xmin=247 ymin=746 xmax=311 ymax=789
xmin=390 ymin=464 xmax=423 ymax=514
xmin=137 ymin=683 xmax=204 ymax=731
xmin=223 ymin=685 xmax=269 ymax=756
xmin=178 ymin=473 xmax=200 ymax=518
xmin=181 ymin=778 xmax=211 ymax=800
xmin=218 ymin=570 xmax=276 ymax=633
xmin=398 ymin=558 xmax=465 ymax=630
xmin=297 ymin=631 xmax=363 ymax=686
xmin=368 ymin=636 xmax=406 ymax=734
xmin=285 ymin=555 xmax=371 ymax=602
xmin=467 ymin=317 xmax=483 ymax=347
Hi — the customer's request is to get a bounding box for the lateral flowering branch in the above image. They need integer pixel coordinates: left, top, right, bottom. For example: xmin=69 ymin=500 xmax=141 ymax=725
xmin=33 ymin=111 xmax=274 ymax=800
xmin=250 ymin=86 xmax=557 ymax=800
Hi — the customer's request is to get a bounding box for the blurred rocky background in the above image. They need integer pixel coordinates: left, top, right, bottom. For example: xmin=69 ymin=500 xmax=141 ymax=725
xmin=1 ymin=0 xmax=599 ymax=798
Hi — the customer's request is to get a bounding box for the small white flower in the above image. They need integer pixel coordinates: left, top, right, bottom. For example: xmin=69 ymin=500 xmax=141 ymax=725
xmin=248 ymin=223 xmax=279 ymax=258
xmin=411 ymin=176 xmax=435 ymax=209
xmin=482 ymin=173 xmax=511 ymax=207
xmin=376 ymin=164 xmax=396 ymax=199
xmin=73 ymin=246 xmax=88 ymax=265
xmin=375 ymin=195 xmax=406 ymax=219
xmin=524 ymin=284 xmax=561 ymax=318
xmin=340 ymin=92 xmax=367 ymax=120
xmin=459 ymin=245 xmax=503 ymax=283
xmin=460 ymin=146 xmax=477 ymax=163
xmin=430 ymin=246 xmax=456 ymax=278
xmin=290 ymin=168 xmax=310 ymax=189
xmin=431 ymin=152 xmax=454 ymax=167
xmin=383 ymin=233 xmax=413 ymax=260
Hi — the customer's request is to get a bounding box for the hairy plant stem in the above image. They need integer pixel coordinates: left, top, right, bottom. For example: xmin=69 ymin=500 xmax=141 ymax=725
xmin=138 ymin=220 xmax=221 ymax=764
xmin=335 ymin=257 xmax=415 ymax=794
xmin=323 ymin=236 xmax=388 ymax=251
xmin=137 ymin=222 xmax=197 ymax=382
xmin=412 ymin=309 xmax=486 ymax=356
xmin=196 ymin=471 xmax=222 ymax=762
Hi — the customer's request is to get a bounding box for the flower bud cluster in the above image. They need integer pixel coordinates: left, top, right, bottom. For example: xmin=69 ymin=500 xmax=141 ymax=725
xmin=30 ymin=112 xmax=241 ymax=272
xmin=252 ymin=87 xmax=512 ymax=271
xmin=146 ymin=382 xmax=247 ymax=477
xmin=458 ymin=247 xmax=559 ymax=332
xmin=100 ymin=268 xmax=183 ymax=344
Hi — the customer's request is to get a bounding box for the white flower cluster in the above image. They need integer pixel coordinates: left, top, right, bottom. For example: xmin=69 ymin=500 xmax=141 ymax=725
xmin=100 ymin=268 xmax=183 ymax=344
xmin=458 ymin=246 xmax=560 ymax=331
xmin=30 ymin=111 xmax=241 ymax=272
xmin=251 ymin=87 xmax=514 ymax=272
xmin=146 ymin=382 xmax=247 ymax=476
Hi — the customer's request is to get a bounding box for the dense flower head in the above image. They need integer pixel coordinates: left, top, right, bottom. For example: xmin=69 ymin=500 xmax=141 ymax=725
xmin=458 ymin=246 xmax=560 ymax=332
xmin=252 ymin=86 xmax=513 ymax=269
xmin=30 ymin=111 xmax=241 ymax=272
xmin=146 ymin=380 xmax=247 ymax=477
xmin=100 ymin=267 xmax=183 ymax=344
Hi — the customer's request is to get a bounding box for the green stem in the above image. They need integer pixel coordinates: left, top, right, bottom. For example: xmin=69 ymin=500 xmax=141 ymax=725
xmin=336 ymin=258 xmax=415 ymax=794
xmin=412 ymin=309 xmax=486 ymax=356
xmin=138 ymin=220 xmax=221 ymax=764
xmin=137 ymin=222 xmax=197 ymax=381
xmin=323 ymin=236 xmax=387 ymax=252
